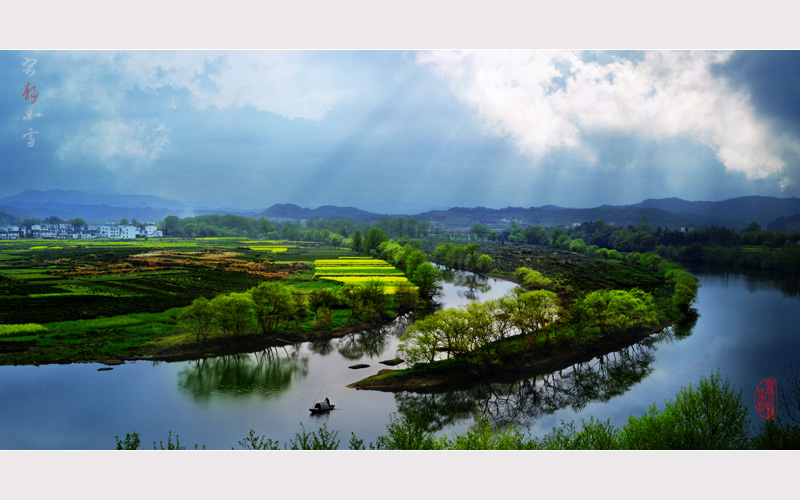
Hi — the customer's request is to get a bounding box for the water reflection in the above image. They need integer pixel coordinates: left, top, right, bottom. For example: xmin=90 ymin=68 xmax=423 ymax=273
xmin=177 ymin=346 xmax=309 ymax=401
xmin=439 ymin=267 xmax=495 ymax=302
xmin=395 ymin=326 xmax=693 ymax=432
xmin=307 ymin=313 xmax=415 ymax=360
xmin=690 ymin=265 xmax=800 ymax=298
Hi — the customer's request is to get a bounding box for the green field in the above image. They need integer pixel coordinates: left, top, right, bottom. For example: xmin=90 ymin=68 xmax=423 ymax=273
xmin=0 ymin=238 xmax=337 ymax=325
xmin=0 ymin=239 xmax=411 ymax=364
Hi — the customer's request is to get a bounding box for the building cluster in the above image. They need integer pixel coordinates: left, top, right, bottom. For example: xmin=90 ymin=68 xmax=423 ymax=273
xmin=0 ymin=223 xmax=163 ymax=240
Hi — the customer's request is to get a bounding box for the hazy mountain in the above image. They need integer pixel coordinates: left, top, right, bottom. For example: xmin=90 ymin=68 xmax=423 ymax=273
xmin=0 ymin=189 xmax=185 ymax=209
xmin=767 ymin=213 xmax=800 ymax=233
xmin=634 ymin=196 xmax=800 ymax=229
xmin=0 ymin=211 xmax=19 ymax=226
xmin=0 ymin=189 xmax=188 ymax=223
xmin=254 ymin=204 xmax=387 ymax=222
xmin=413 ymin=205 xmax=696 ymax=230
xmin=5 ymin=189 xmax=800 ymax=231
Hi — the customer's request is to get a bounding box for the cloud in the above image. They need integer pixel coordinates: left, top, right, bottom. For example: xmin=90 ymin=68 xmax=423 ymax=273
xmin=57 ymin=120 xmax=170 ymax=168
xmin=416 ymin=50 xmax=798 ymax=181
xmin=109 ymin=51 xmax=351 ymax=121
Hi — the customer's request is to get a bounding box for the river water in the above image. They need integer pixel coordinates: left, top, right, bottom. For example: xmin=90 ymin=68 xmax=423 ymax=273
xmin=1 ymin=266 xmax=798 ymax=449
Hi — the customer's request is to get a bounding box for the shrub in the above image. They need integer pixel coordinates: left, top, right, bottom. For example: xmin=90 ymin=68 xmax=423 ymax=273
xmin=0 ymin=323 xmax=48 ymax=337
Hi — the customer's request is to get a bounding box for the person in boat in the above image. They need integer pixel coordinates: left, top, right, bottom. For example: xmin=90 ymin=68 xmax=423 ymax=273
xmin=324 ymin=397 xmax=330 ymax=406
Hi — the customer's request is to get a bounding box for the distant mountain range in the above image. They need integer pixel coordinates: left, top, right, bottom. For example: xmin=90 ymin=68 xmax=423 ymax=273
xmin=256 ymin=195 xmax=800 ymax=230
xmin=0 ymin=189 xmax=254 ymax=223
xmin=2 ymin=189 xmax=800 ymax=231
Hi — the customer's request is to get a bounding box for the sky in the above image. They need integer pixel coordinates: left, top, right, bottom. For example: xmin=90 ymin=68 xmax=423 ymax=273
xmin=3 ymin=49 xmax=800 ymax=214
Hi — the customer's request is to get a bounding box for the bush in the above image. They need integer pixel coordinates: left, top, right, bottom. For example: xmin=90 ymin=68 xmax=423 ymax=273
xmin=0 ymin=323 xmax=48 ymax=337
xmin=619 ymin=371 xmax=750 ymax=449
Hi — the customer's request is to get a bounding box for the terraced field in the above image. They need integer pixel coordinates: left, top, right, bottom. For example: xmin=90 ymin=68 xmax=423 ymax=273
xmin=313 ymin=257 xmax=414 ymax=293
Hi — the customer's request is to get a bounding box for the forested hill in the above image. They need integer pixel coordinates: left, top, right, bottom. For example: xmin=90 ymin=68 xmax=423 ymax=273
xmin=412 ymin=196 xmax=800 ymax=230
xmin=411 ymin=205 xmax=696 ymax=230
xmin=253 ymin=204 xmax=388 ymax=223
xmin=4 ymin=188 xmax=800 ymax=231
xmin=633 ymin=196 xmax=800 ymax=229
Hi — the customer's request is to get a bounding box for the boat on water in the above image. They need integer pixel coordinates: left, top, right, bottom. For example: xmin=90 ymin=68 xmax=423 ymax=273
xmin=310 ymin=398 xmax=335 ymax=414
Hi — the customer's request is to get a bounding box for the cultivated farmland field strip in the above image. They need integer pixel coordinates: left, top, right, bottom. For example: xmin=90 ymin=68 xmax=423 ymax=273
xmin=313 ymin=257 xmax=415 ymax=293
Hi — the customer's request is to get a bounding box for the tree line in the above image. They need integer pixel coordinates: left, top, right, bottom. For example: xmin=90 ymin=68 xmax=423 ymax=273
xmin=465 ymin=217 xmax=800 ymax=272
xmin=178 ymin=279 xmax=423 ymax=342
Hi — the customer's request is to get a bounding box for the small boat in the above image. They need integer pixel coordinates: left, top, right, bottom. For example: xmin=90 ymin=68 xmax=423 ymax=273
xmin=309 ymin=399 xmax=335 ymax=414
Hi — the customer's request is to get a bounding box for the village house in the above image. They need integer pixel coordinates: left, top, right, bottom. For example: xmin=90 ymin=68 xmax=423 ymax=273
xmin=0 ymin=222 xmax=163 ymax=240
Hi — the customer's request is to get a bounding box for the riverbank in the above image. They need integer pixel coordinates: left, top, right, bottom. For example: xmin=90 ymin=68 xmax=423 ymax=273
xmin=348 ymin=316 xmax=686 ymax=392
xmin=0 ymin=311 xmax=401 ymax=366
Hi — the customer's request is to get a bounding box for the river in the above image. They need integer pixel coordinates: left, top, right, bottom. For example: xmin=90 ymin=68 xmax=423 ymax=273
xmin=0 ymin=266 xmax=798 ymax=449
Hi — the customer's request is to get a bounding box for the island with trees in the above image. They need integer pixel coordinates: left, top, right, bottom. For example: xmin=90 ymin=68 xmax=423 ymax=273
xmin=349 ymin=242 xmax=699 ymax=391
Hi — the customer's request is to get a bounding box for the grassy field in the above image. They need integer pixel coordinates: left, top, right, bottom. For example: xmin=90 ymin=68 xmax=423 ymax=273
xmin=0 ymin=239 xmax=406 ymax=364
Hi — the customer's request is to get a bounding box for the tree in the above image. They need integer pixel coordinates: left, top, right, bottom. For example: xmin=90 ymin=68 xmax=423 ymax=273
xmin=393 ymin=282 xmax=420 ymax=312
xmin=742 ymin=221 xmax=762 ymax=234
xmin=162 ymin=215 xmax=180 ymax=236
xmin=475 ymin=254 xmax=493 ymax=272
xmin=178 ymin=296 xmax=214 ymax=341
xmin=514 ymin=267 xmax=554 ymax=291
xmin=404 ymin=249 xmax=426 ymax=276
xmin=579 ymin=288 xmax=657 ymax=336
xmin=308 ymin=288 xmax=339 ymax=326
xmin=210 ymin=293 xmax=254 ymax=336
xmin=67 ymin=218 xmax=87 ymax=230
xmin=470 ymin=223 xmax=490 ymax=241
xmin=665 ymin=269 xmax=700 ymax=311
xmin=363 ymin=227 xmax=388 ymax=255
xmin=249 ymin=281 xmax=293 ymax=335
xmin=569 ymin=238 xmax=587 ymax=254
xmin=411 ymin=262 xmax=443 ymax=299
xmin=522 ymin=225 xmax=548 ymax=245
xmin=351 ymin=229 xmax=363 ymax=254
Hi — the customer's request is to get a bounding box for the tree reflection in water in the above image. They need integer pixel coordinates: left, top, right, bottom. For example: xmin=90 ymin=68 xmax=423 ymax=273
xmin=308 ymin=312 xmax=416 ymax=360
xmin=394 ymin=326 xmax=694 ymax=432
xmin=440 ymin=268 xmax=493 ymax=302
xmin=177 ymin=346 xmax=309 ymax=401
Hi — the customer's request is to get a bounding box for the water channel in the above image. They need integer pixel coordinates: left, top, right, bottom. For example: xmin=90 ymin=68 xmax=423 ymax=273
xmin=1 ymin=266 xmax=798 ymax=449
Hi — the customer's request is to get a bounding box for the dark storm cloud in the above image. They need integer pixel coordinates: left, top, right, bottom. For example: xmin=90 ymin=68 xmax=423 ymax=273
xmin=716 ymin=51 xmax=800 ymax=134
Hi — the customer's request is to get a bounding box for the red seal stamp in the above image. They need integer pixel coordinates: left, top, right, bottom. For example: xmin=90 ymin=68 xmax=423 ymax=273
xmin=754 ymin=377 xmax=777 ymax=420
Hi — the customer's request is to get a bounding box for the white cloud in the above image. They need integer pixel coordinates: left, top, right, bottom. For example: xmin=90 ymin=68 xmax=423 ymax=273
xmin=57 ymin=120 xmax=170 ymax=168
xmin=111 ymin=51 xmax=350 ymax=121
xmin=416 ymin=50 xmax=798 ymax=180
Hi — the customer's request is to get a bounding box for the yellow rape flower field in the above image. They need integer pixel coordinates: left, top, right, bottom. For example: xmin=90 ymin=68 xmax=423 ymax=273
xmin=313 ymin=257 xmax=416 ymax=293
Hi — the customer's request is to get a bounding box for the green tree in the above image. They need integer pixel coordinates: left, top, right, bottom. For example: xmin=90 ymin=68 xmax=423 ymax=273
xmin=411 ymin=262 xmax=443 ymax=299
xmin=569 ymin=238 xmax=587 ymax=254
xmin=665 ymin=268 xmax=700 ymax=311
xmin=351 ymin=229 xmax=363 ymax=254
xmin=514 ymin=267 xmax=554 ymax=291
xmin=363 ymin=227 xmax=388 ymax=255
xmin=579 ymin=288 xmax=657 ymax=336
xmin=308 ymin=288 xmax=339 ymax=326
xmin=393 ymin=282 xmax=420 ymax=312
xmin=162 ymin=215 xmax=180 ymax=236
xmin=470 ymin=223 xmax=489 ymax=241
xmin=67 ymin=217 xmax=87 ymax=229
xmin=404 ymin=249 xmax=427 ymax=276
xmin=523 ymin=225 xmax=548 ymax=245
xmin=210 ymin=293 xmax=254 ymax=336
xmin=249 ymin=281 xmax=293 ymax=335
xmin=178 ymin=296 xmax=214 ymax=341
xmin=475 ymin=253 xmax=493 ymax=272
